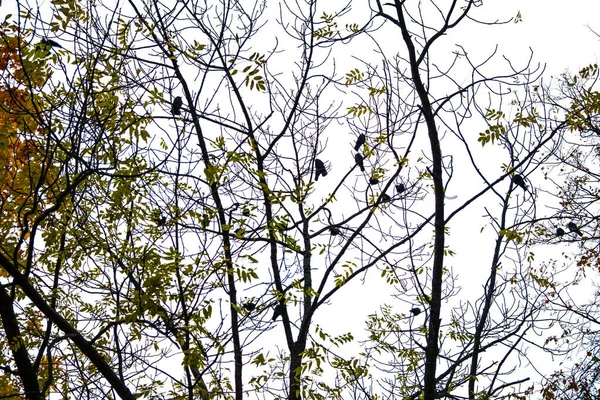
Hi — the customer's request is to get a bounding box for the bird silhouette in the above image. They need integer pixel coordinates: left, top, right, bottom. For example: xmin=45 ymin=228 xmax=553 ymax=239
xmin=369 ymin=177 xmax=379 ymax=185
xmin=242 ymin=209 xmax=251 ymax=217
xmin=567 ymin=222 xmax=583 ymax=236
xmin=354 ymin=134 xmax=366 ymax=151
xmin=512 ymin=174 xmax=527 ymax=191
xmin=380 ymin=193 xmax=391 ymax=203
xmin=396 ymin=183 xmax=406 ymax=194
xmin=155 ymin=215 xmax=167 ymax=226
xmin=315 ymin=159 xmax=327 ymax=181
xmin=410 ymin=307 xmax=421 ymax=316
xmin=556 ymin=227 xmax=565 ymax=237
xmin=329 ymin=226 xmax=341 ymax=236
xmin=354 ymin=153 xmax=365 ymax=172
xmin=40 ymin=38 xmax=63 ymax=48
xmin=272 ymin=304 xmax=283 ymax=321
xmin=243 ymin=302 xmax=256 ymax=312
xmin=35 ymin=39 xmax=61 ymax=57
xmin=171 ymin=96 xmax=183 ymax=115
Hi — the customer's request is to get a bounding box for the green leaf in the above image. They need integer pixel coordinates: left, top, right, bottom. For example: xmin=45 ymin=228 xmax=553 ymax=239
xmin=344 ymin=68 xmax=364 ymax=85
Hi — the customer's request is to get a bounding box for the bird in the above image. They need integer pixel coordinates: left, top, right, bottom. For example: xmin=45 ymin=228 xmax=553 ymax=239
xmin=242 ymin=209 xmax=251 ymax=217
xmin=40 ymin=38 xmax=63 ymax=48
xmin=567 ymin=221 xmax=583 ymax=237
xmin=243 ymin=302 xmax=256 ymax=312
xmin=329 ymin=226 xmax=341 ymax=236
xmin=354 ymin=153 xmax=365 ymax=172
xmin=272 ymin=304 xmax=283 ymax=321
xmin=396 ymin=183 xmax=406 ymax=194
xmin=171 ymin=96 xmax=183 ymax=115
xmin=380 ymin=193 xmax=391 ymax=203
xmin=511 ymin=174 xmax=527 ymax=191
xmin=354 ymin=134 xmax=366 ymax=151
xmin=155 ymin=215 xmax=167 ymax=226
xmin=556 ymin=227 xmax=565 ymax=237
xmin=315 ymin=159 xmax=327 ymax=181
xmin=410 ymin=307 xmax=421 ymax=316
xmin=369 ymin=177 xmax=379 ymax=185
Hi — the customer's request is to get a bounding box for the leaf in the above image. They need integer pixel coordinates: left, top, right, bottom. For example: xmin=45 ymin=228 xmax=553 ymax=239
xmin=347 ymin=104 xmax=372 ymax=117
xmin=346 ymin=23 xmax=359 ymax=33
xmin=344 ymin=68 xmax=364 ymax=85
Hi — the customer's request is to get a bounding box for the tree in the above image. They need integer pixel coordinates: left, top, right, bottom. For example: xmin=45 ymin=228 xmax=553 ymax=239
xmin=1 ymin=0 xmax=593 ymax=399
xmin=0 ymin=21 xmax=62 ymax=400
xmin=524 ymin=63 xmax=600 ymax=399
xmin=0 ymin=9 xmax=150 ymax=400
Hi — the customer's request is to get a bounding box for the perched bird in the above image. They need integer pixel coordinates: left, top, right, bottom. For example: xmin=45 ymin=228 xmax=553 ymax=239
xmin=556 ymin=227 xmax=565 ymax=237
xmin=410 ymin=307 xmax=421 ymax=316
xmin=40 ymin=38 xmax=63 ymax=48
xmin=315 ymin=159 xmax=328 ymax=181
xmin=369 ymin=177 xmax=379 ymax=185
xmin=354 ymin=133 xmax=366 ymax=151
xmin=354 ymin=153 xmax=365 ymax=172
xmin=329 ymin=226 xmax=341 ymax=236
xmin=567 ymin=221 xmax=583 ymax=237
xmin=380 ymin=193 xmax=391 ymax=203
xmin=512 ymin=174 xmax=527 ymax=191
xmin=242 ymin=209 xmax=251 ymax=217
xmin=243 ymin=302 xmax=256 ymax=312
xmin=35 ymin=39 xmax=60 ymax=57
xmin=272 ymin=304 xmax=283 ymax=321
xmin=171 ymin=96 xmax=183 ymax=115
xmin=396 ymin=183 xmax=406 ymax=194
xmin=155 ymin=215 xmax=167 ymax=226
